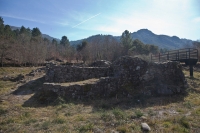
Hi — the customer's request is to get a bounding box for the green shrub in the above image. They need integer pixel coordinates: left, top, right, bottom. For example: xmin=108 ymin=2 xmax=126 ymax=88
xmin=78 ymin=123 xmax=94 ymax=132
xmin=101 ymin=112 xmax=115 ymax=122
xmin=41 ymin=121 xmax=51 ymax=130
xmin=0 ymin=107 xmax=8 ymax=115
xmin=0 ymin=118 xmax=15 ymax=125
xmin=194 ymin=107 xmax=200 ymax=115
xmin=183 ymin=101 xmax=193 ymax=109
xmin=117 ymin=126 xmax=128 ymax=133
xmin=134 ymin=109 xmax=143 ymax=118
xmin=53 ymin=97 xmax=66 ymax=105
xmin=179 ymin=116 xmax=190 ymax=129
xmin=24 ymin=119 xmax=37 ymax=125
xmin=52 ymin=117 xmax=65 ymax=124
xmin=112 ymin=108 xmax=126 ymax=120
xmin=163 ymin=121 xmax=172 ymax=128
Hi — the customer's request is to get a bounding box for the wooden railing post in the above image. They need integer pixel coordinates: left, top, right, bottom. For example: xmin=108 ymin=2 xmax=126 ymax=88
xmin=167 ymin=52 xmax=169 ymax=60
xmin=151 ymin=48 xmax=198 ymax=77
xmin=189 ymin=48 xmax=190 ymax=59
xmin=190 ymin=64 xmax=193 ymax=77
xmin=186 ymin=50 xmax=187 ymax=59
xmin=178 ymin=50 xmax=179 ymax=60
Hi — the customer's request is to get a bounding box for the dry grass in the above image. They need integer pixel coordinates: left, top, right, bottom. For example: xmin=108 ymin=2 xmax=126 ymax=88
xmin=0 ymin=67 xmax=37 ymax=78
xmin=0 ymin=67 xmax=39 ymax=95
xmin=0 ymin=67 xmax=200 ymax=132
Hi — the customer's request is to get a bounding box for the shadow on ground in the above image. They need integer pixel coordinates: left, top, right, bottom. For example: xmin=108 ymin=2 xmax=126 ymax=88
xmin=12 ymin=76 xmax=45 ymax=95
xmin=21 ymin=80 xmax=187 ymax=111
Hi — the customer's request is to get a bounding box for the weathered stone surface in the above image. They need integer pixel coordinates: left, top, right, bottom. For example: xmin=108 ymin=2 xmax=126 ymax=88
xmin=2 ymin=74 xmax=25 ymax=82
xmin=43 ymin=77 xmax=118 ymax=99
xmin=42 ymin=56 xmax=186 ymax=100
xmin=45 ymin=65 xmax=111 ymax=83
xmin=110 ymin=130 xmax=119 ymax=133
xmin=141 ymin=122 xmax=151 ymax=131
xmin=89 ymin=60 xmax=112 ymax=67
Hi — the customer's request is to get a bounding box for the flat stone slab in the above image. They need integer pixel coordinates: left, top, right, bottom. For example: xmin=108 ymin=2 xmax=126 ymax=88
xmin=44 ymin=78 xmax=100 ymax=87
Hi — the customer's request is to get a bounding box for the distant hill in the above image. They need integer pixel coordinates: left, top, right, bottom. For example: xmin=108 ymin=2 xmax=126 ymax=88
xmin=10 ymin=26 xmax=20 ymax=31
xmin=42 ymin=34 xmax=60 ymax=42
xmin=70 ymin=34 xmax=118 ymax=46
xmin=131 ymin=29 xmax=193 ymax=49
xmin=10 ymin=26 xmax=60 ymax=43
xmin=10 ymin=25 xmax=193 ymax=49
xmin=71 ymin=29 xmax=193 ymax=49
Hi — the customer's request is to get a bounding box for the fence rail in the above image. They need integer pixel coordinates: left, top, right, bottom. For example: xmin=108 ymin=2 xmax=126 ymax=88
xmin=151 ymin=48 xmax=198 ymax=77
xmin=151 ymin=48 xmax=198 ymax=63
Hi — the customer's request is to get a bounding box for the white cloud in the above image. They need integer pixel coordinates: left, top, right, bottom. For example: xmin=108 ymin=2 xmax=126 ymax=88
xmin=153 ymin=0 xmax=190 ymax=10
xmin=1 ymin=14 xmax=46 ymax=24
xmin=73 ymin=13 xmax=175 ymax=37
xmin=95 ymin=25 xmax=122 ymax=33
xmin=193 ymin=17 xmax=200 ymax=23
xmin=55 ymin=21 xmax=69 ymax=26
xmin=63 ymin=0 xmax=199 ymax=40
xmin=72 ymin=13 xmax=101 ymax=28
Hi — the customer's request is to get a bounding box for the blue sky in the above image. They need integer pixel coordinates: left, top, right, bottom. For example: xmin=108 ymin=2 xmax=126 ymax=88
xmin=0 ymin=0 xmax=200 ymax=41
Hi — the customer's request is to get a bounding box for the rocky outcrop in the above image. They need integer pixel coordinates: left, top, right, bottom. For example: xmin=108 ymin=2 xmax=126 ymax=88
xmin=42 ymin=56 xmax=186 ymax=100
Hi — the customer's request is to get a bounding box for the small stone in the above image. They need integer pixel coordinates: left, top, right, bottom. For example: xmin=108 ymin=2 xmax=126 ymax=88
xmin=130 ymin=115 xmax=137 ymax=119
xmin=136 ymin=66 xmax=140 ymax=70
xmin=141 ymin=122 xmax=151 ymax=131
xmin=141 ymin=116 xmax=147 ymax=120
xmin=110 ymin=130 xmax=119 ymax=133
xmin=0 ymin=99 xmax=5 ymax=103
xmin=111 ymin=123 xmax=115 ymax=126
xmin=93 ymin=127 xmax=103 ymax=133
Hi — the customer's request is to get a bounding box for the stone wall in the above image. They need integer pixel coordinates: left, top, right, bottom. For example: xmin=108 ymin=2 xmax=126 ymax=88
xmin=112 ymin=56 xmax=186 ymax=96
xmin=45 ymin=65 xmax=111 ymax=83
xmin=43 ymin=77 xmax=118 ymax=100
xmin=42 ymin=56 xmax=187 ymax=100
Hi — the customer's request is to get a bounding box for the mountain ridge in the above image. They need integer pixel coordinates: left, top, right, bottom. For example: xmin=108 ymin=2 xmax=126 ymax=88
xmin=10 ymin=25 xmax=193 ymax=49
xmin=70 ymin=29 xmax=193 ymax=49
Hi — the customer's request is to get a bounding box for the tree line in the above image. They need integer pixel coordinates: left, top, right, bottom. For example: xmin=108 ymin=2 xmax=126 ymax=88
xmin=0 ymin=17 xmax=74 ymax=66
xmin=75 ymin=31 xmax=161 ymax=63
xmin=1 ymin=16 xmax=170 ymax=67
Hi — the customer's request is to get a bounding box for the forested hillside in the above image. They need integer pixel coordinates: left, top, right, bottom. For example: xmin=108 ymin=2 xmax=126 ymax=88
xmin=71 ymin=29 xmax=193 ymax=49
xmin=130 ymin=29 xmax=193 ymax=49
xmin=0 ymin=17 xmax=74 ymax=66
xmin=1 ymin=16 xmax=199 ymax=67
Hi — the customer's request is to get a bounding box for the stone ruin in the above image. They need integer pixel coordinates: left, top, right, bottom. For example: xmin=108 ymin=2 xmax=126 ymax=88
xmin=42 ymin=56 xmax=187 ymax=100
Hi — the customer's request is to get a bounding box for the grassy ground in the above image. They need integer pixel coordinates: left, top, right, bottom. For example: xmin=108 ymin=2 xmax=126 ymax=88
xmin=0 ymin=67 xmax=38 ymax=95
xmin=0 ymin=67 xmax=200 ymax=132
